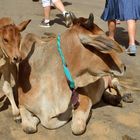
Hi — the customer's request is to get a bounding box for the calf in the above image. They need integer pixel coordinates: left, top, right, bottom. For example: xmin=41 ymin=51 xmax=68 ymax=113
xmin=0 ymin=17 xmax=31 ymax=121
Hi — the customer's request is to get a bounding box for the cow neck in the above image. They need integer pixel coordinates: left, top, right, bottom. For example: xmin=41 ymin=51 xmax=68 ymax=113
xmin=57 ymin=34 xmax=79 ymax=107
xmin=0 ymin=37 xmax=8 ymax=58
xmin=0 ymin=47 xmax=8 ymax=58
xmin=57 ymin=33 xmax=75 ymax=89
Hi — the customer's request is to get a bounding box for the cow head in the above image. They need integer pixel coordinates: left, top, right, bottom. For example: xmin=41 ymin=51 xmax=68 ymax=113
xmin=0 ymin=18 xmax=31 ymax=63
xmin=66 ymin=13 xmax=125 ymax=78
xmin=70 ymin=12 xmax=124 ymax=53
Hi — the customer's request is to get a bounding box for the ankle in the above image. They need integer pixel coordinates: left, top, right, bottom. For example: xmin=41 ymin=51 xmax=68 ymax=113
xmin=129 ymin=43 xmax=135 ymax=46
xmin=44 ymin=19 xmax=50 ymax=23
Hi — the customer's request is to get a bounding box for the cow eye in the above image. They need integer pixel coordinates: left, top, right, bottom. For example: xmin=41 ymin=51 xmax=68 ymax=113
xmin=3 ymin=38 xmax=9 ymax=43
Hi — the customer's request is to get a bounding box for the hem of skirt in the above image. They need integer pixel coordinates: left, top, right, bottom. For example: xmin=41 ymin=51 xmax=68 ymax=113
xmin=101 ymin=17 xmax=140 ymax=21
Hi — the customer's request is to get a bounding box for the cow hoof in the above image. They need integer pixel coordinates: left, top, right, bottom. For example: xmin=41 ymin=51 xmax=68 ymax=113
xmin=0 ymin=101 xmax=4 ymax=108
xmin=122 ymin=93 xmax=133 ymax=103
xmin=23 ymin=127 xmax=37 ymax=134
xmin=117 ymin=101 xmax=123 ymax=108
xmin=71 ymin=121 xmax=86 ymax=135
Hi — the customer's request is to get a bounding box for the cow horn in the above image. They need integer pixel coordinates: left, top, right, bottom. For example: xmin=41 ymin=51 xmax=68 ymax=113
xmin=84 ymin=13 xmax=94 ymax=29
xmin=70 ymin=12 xmax=77 ymax=22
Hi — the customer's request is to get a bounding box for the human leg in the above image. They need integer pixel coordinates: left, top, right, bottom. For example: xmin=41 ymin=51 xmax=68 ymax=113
xmin=126 ymin=19 xmax=137 ymax=55
xmin=53 ymin=0 xmax=65 ymax=13
xmin=53 ymin=0 xmax=72 ymax=27
xmin=40 ymin=0 xmax=51 ymax=27
xmin=108 ymin=20 xmax=116 ymax=40
xmin=41 ymin=0 xmax=72 ymax=27
xmin=43 ymin=6 xmax=51 ymax=20
xmin=127 ymin=20 xmax=136 ymax=45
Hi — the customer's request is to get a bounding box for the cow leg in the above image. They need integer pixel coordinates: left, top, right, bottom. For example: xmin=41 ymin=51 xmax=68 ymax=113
xmin=19 ymin=106 xmax=39 ymax=134
xmin=102 ymin=77 xmax=124 ymax=107
xmin=40 ymin=106 xmax=72 ymax=129
xmin=2 ymin=81 xmax=21 ymax=122
xmin=111 ymin=78 xmax=122 ymax=94
xmin=71 ymin=94 xmax=92 ymax=135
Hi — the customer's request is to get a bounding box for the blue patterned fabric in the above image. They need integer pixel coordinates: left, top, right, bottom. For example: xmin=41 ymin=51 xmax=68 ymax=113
xmin=101 ymin=0 xmax=140 ymax=21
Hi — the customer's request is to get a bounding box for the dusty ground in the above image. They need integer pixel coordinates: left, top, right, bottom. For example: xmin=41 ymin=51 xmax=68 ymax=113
xmin=0 ymin=0 xmax=140 ymax=140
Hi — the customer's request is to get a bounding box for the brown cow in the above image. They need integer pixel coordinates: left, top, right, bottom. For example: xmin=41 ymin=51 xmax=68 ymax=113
xmin=0 ymin=17 xmax=31 ymax=121
xmin=18 ymin=13 xmax=125 ymax=134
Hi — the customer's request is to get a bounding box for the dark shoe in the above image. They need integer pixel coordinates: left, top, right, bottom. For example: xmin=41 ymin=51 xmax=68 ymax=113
xmin=39 ymin=19 xmax=50 ymax=28
xmin=64 ymin=12 xmax=72 ymax=27
xmin=32 ymin=0 xmax=39 ymax=2
xmin=125 ymin=45 xmax=137 ymax=56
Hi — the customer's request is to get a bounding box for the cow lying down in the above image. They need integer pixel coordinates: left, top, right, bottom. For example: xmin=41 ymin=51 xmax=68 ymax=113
xmin=18 ymin=13 xmax=129 ymax=135
xmin=0 ymin=17 xmax=31 ymax=121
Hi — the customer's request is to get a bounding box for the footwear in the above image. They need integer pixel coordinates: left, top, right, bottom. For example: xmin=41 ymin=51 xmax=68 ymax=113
xmin=116 ymin=20 xmax=120 ymax=24
xmin=64 ymin=12 xmax=72 ymax=27
xmin=32 ymin=0 xmax=39 ymax=2
xmin=125 ymin=45 xmax=137 ymax=55
xmin=39 ymin=19 xmax=50 ymax=28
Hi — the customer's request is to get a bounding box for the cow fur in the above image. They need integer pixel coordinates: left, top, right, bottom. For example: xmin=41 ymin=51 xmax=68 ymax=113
xmin=18 ymin=13 xmax=125 ymax=134
xmin=0 ymin=17 xmax=31 ymax=121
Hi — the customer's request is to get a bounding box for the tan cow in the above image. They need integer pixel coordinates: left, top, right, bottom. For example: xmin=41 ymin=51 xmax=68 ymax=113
xmin=0 ymin=17 xmax=31 ymax=121
xmin=18 ymin=13 xmax=125 ymax=134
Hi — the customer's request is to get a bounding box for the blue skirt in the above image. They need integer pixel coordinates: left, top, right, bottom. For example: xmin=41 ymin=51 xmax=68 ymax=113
xmin=101 ymin=0 xmax=140 ymax=21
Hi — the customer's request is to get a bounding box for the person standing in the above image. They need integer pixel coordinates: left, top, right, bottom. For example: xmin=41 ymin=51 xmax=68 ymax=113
xmin=40 ymin=0 xmax=72 ymax=28
xmin=101 ymin=0 xmax=140 ymax=55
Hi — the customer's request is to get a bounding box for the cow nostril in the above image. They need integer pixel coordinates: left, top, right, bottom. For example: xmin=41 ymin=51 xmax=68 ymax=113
xmin=124 ymin=66 xmax=126 ymax=71
xmin=13 ymin=56 xmax=22 ymax=62
xmin=19 ymin=57 xmax=22 ymax=61
xmin=13 ymin=56 xmax=18 ymax=62
xmin=123 ymin=65 xmax=126 ymax=71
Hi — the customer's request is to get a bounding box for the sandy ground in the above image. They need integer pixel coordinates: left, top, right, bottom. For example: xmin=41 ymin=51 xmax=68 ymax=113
xmin=0 ymin=0 xmax=140 ymax=140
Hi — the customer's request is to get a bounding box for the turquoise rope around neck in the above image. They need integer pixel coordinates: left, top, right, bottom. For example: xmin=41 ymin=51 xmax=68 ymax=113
xmin=57 ymin=34 xmax=75 ymax=89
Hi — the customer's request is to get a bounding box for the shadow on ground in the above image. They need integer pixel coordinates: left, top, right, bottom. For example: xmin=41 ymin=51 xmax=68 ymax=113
xmin=106 ymin=27 xmax=140 ymax=49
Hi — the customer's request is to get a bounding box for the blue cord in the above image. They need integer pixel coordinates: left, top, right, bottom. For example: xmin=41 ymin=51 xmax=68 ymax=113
xmin=57 ymin=34 xmax=75 ymax=89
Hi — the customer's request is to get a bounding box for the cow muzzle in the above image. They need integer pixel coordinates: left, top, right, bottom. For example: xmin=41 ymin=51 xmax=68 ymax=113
xmin=12 ymin=55 xmax=22 ymax=63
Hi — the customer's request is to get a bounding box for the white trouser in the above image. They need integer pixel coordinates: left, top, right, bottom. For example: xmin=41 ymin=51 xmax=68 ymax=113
xmin=41 ymin=0 xmax=58 ymax=7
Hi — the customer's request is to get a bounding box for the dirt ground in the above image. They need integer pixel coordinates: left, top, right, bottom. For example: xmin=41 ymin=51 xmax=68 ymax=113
xmin=0 ymin=0 xmax=140 ymax=140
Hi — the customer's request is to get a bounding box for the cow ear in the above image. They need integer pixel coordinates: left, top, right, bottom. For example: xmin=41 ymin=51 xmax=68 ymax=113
xmin=74 ymin=73 xmax=103 ymax=88
xmin=17 ymin=19 xmax=31 ymax=32
xmin=92 ymin=35 xmax=124 ymax=53
xmin=0 ymin=17 xmax=13 ymax=28
xmin=81 ymin=34 xmax=124 ymax=53
xmin=82 ymin=13 xmax=94 ymax=30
